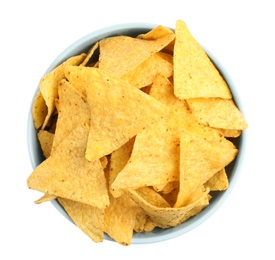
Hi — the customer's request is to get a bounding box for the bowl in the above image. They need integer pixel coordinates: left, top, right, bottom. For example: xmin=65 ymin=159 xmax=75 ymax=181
xmin=27 ymin=23 xmax=246 ymax=244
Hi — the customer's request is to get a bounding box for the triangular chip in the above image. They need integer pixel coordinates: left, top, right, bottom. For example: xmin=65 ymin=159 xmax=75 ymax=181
xmin=40 ymin=53 xmax=86 ymax=128
xmin=109 ymin=137 xmax=135 ymax=198
xmin=128 ymin=187 xmax=210 ymax=228
xmin=52 ymin=79 xmax=90 ymax=151
xmin=58 ymin=198 xmax=105 ymax=243
xmin=98 ymin=33 xmax=175 ymax=78
xmin=37 ymin=130 xmax=54 ymax=158
xmin=104 ymin=193 xmax=138 ymax=246
xmin=173 ymin=20 xmax=232 ymax=99
xmin=81 ymin=67 xmax=168 ymax=162
xmin=32 ymin=90 xmax=47 ymax=129
xmin=80 ymin=42 xmax=99 ymax=67
xmin=34 ymin=193 xmax=57 ymax=204
xmin=187 ymin=98 xmax=248 ymax=130
xmin=205 ymin=168 xmax=229 ymax=191
xmin=121 ymin=52 xmax=173 ymax=89
xmin=111 ymin=117 xmax=180 ymax=193
xmin=137 ymin=25 xmax=175 ymax=54
xmin=174 ymin=131 xmax=238 ymax=207
xmin=27 ymin=123 xmax=109 ymax=208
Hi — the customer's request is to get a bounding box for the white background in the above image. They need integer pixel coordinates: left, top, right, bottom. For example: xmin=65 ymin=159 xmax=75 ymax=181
xmin=1 ymin=0 xmax=274 ymax=259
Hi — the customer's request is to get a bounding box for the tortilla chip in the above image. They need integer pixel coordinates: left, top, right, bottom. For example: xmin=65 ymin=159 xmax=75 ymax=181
xmin=135 ymin=187 xmax=170 ymax=208
xmin=205 ymin=168 xmax=229 ymax=191
xmin=104 ymin=193 xmax=138 ymax=246
xmin=51 ymin=79 xmax=90 ymax=151
xmin=174 ymin=131 xmax=238 ymax=207
xmin=121 ymin=52 xmax=173 ymax=89
xmin=128 ymin=188 xmax=210 ymax=228
xmin=37 ymin=130 xmax=54 ymax=158
xmin=187 ymin=98 xmax=248 ymax=130
xmin=83 ymin=67 xmax=168 ymax=162
xmin=58 ymin=197 xmax=105 ymax=243
xmin=40 ymin=53 xmax=86 ymax=129
xmin=173 ymin=20 xmax=232 ymax=99
xmin=137 ymin=25 xmax=175 ymax=54
xmin=34 ymin=193 xmax=57 ymax=204
xmin=27 ymin=123 xmax=109 ymax=208
xmin=109 ymin=137 xmax=135 ymax=198
xmin=214 ymin=128 xmax=242 ymax=138
xmin=32 ymin=90 xmax=48 ymax=129
xmin=98 ymin=33 xmax=175 ymax=78
xmin=80 ymin=42 xmax=99 ymax=66
xmin=111 ymin=117 xmax=180 ymax=193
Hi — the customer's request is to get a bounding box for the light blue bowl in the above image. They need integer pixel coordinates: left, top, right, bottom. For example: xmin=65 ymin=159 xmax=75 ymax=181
xmin=27 ymin=23 xmax=246 ymax=244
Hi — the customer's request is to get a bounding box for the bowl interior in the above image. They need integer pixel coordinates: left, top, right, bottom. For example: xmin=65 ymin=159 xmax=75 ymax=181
xmin=27 ymin=23 xmax=246 ymax=244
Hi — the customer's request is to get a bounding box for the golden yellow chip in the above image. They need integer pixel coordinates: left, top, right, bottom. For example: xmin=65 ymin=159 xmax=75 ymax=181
xmin=98 ymin=33 xmax=175 ymax=78
xmin=187 ymin=98 xmax=248 ymax=130
xmin=205 ymin=168 xmax=229 ymax=191
xmin=109 ymin=137 xmax=135 ymax=198
xmin=37 ymin=129 xmax=54 ymax=158
xmin=80 ymin=42 xmax=99 ymax=66
xmin=215 ymin=128 xmax=242 ymax=138
xmin=58 ymin=197 xmax=105 ymax=243
xmin=104 ymin=193 xmax=138 ymax=246
xmin=174 ymin=131 xmax=238 ymax=208
xmin=135 ymin=187 xmax=170 ymax=208
xmin=153 ymin=181 xmax=179 ymax=195
xmin=39 ymin=53 xmax=86 ymax=129
xmin=82 ymin=67 xmax=168 ymax=162
xmin=51 ymin=79 xmax=90 ymax=151
xmin=111 ymin=117 xmax=179 ymax=193
xmin=27 ymin=123 xmax=109 ymax=209
xmin=34 ymin=193 xmax=57 ymax=204
xmin=137 ymin=25 xmax=175 ymax=54
xmin=121 ymin=52 xmax=173 ymax=89
xmin=32 ymin=90 xmax=47 ymax=129
xmin=128 ymin=188 xmax=210 ymax=228
xmin=173 ymin=20 xmax=232 ymax=99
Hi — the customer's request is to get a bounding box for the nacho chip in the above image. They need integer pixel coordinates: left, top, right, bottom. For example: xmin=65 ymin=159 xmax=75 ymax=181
xmin=215 ymin=128 xmax=242 ymax=138
xmin=173 ymin=20 xmax=232 ymax=99
xmin=121 ymin=52 xmax=173 ymax=89
xmin=58 ymin=197 xmax=105 ymax=243
xmin=40 ymin=53 xmax=86 ymax=129
xmin=37 ymin=130 xmax=54 ymax=158
xmin=83 ymin=67 xmax=168 ymax=162
xmin=34 ymin=193 xmax=57 ymax=204
xmin=129 ymin=188 xmax=210 ymax=228
xmin=80 ymin=42 xmax=99 ymax=66
xmin=135 ymin=186 xmax=170 ymax=208
xmin=153 ymin=181 xmax=178 ymax=195
xmin=174 ymin=131 xmax=238 ymax=207
xmin=187 ymin=98 xmax=248 ymax=130
xmin=32 ymin=90 xmax=48 ymax=129
xmin=205 ymin=168 xmax=228 ymax=191
xmin=111 ymin=117 xmax=179 ymax=193
xmin=27 ymin=123 xmax=109 ymax=208
xmin=51 ymin=79 xmax=90 ymax=151
xmin=109 ymin=137 xmax=135 ymax=198
xmin=104 ymin=193 xmax=138 ymax=246
xmin=137 ymin=25 xmax=175 ymax=53
xmin=98 ymin=33 xmax=175 ymax=78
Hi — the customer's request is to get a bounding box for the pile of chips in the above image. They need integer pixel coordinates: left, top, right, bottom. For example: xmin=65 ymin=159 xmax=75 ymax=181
xmin=27 ymin=20 xmax=248 ymax=245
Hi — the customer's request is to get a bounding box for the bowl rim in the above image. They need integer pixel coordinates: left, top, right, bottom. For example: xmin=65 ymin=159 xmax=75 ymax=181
xmin=27 ymin=22 xmax=247 ymax=244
